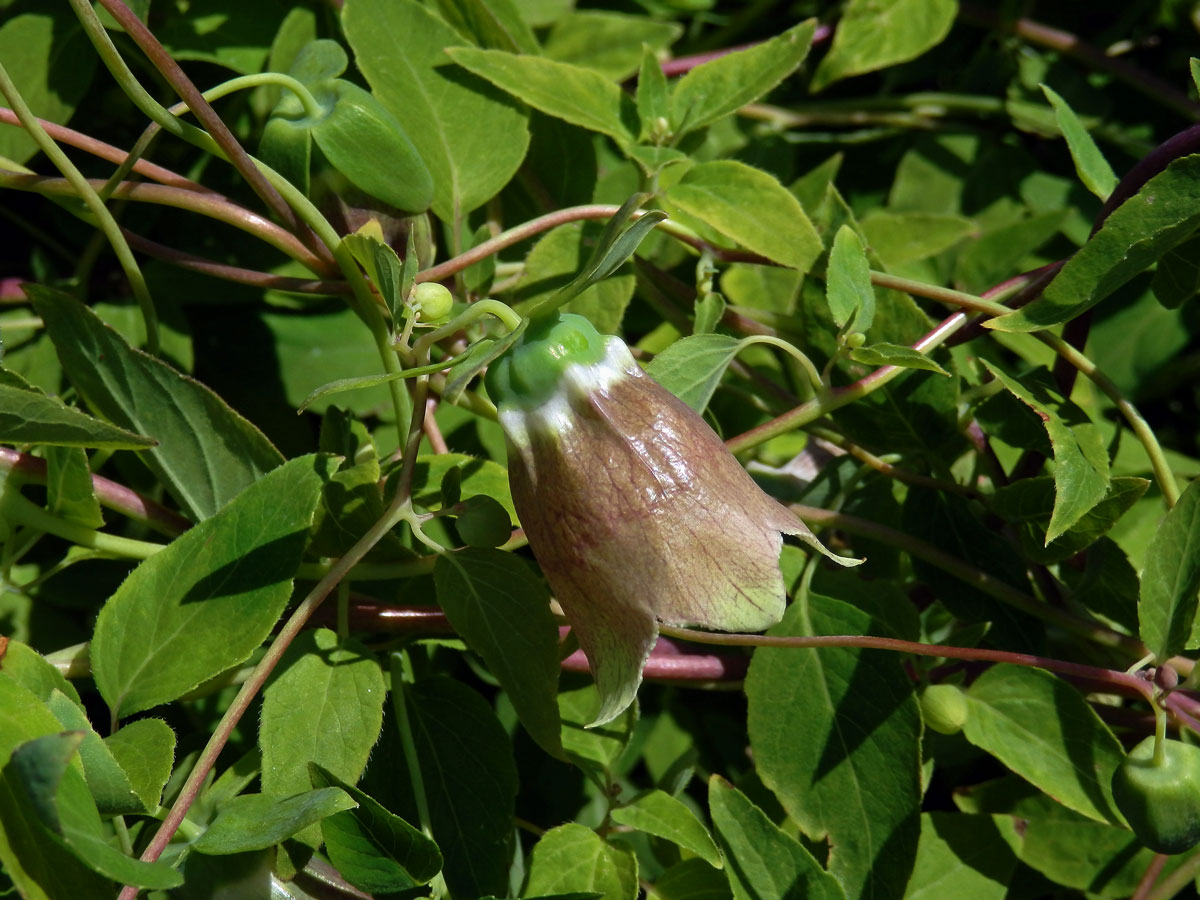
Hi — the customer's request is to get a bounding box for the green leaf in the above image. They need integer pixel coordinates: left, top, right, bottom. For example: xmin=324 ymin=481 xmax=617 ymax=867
xmin=665 ymin=161 xmax=823 ymax=272
xmin=903 ymin=813 xmax=1016 ymax=900
xmin=0 ymin=640 xmax=81 ymax=706
xmin=28 ymin=285 xmax=284 ymax=521
xmin=811 ymin=0 xmax=956 ymax=92
xmin=981 ymin=363 xmax=1109 ymax=542
xmin=1139 ymin=478 xmax=1200 ymax=660
xmin=0 ymin=383 xmax=154 ymax=450
xmin=708 ymin=777 xmax=845 ymax=900
xmin=826 ymin=225 xmax=875 ymax=332
xmin=1152 ymin=234 xmax=1200 ymax=309
xmin=954 ymin=211 xmax=1068 ymax=295
xmin=192 ymin=788 xmax=356 ymax=855
xmin=1040 ymin=84 xmax=1117 ymax=201
xmin=546 ymin=12 xmax=681 ymax=81
xmin=525 ymin=823 xmax=638 ymax=900
xmin=7 ymin=733 xmax=182 ymax=889
xmin=342 ymin=228 xmax=406 ymax=324
xmin=311 ymin=763 xmax=442 ymax=893
xmin=745 ymin=592 xmax=921 ymax=900
xmin=558 ymin=684 xmax=637 ymax=779
xmin=652 ymin=858 xmax=731 ymax=900
xmin=670 ymin=21 xmax=815 ymax=136
xmin=961 ymin=664 xmax=1125 ymax=824
xmin=514 ymin=222 xmax=637 ymax=334
xmin=434 ymin=0 xmax=540 ymax=54
xmin=0 ymin=678 xmax=115 ymax=900
xmin=344 ymin=0 xmax=530 ymax=222
xmin=43 ymin=446 xmax=103 ymax=529
xmin=260 ymin=629 xmax=386 ymax=847
xmin=45 ymin=691 xmax=141 ymax=816
xmin=454 ymin=495 xmax=514 ymax=547
xmin=0 ymin=13 xmax=95 ymax=166
xmin=645 ymin=334 xmax=741 ymax=413
xmin=434 ymin=550 xmax=562 ymax=757
xmin=849 ymin=342 xmax=949 ymax=375
xmin=310 ymin=79 xmax=434 ymax=213
xmin=447 ymin=46 xmax=638 ymax=147
xmin=91 ymin=455 xmax=334 ymax=718
xmin=612 ymin=789 xmax=721 ymax=868
xmin=410 ymin=452 xmax=516 ymax=522
xmin=988 ymin=155 xmax=1200 ymax=332
xmin=103 ymin=719 xmax=175 ymax=815
xmin=404 ymin=675 xmax=517 ymax=898
xmin=859 ymin=212 xmax=973 ymax=268
xmin=991 ymin=476 xmax=1149 ymax=564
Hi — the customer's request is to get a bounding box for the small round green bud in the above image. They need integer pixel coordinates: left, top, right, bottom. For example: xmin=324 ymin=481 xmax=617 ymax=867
xmin=484 ymin=312 xmax=608 ymax=411
xmin=920 ymin=684 xmax=968 ymax=735
xmin=845 ymin=331 xmax=867 ymax=349
xmin=412 ymin=282 xmax=453 ymax=321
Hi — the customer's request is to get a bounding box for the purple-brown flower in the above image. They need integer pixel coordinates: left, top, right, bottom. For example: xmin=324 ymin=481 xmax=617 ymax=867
xmin=486 ymin=313 xmax=852 ymax=724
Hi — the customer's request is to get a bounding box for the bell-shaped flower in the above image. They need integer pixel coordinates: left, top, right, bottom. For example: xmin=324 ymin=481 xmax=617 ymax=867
xmin=486 ymin=313 xmax=854 ymax=725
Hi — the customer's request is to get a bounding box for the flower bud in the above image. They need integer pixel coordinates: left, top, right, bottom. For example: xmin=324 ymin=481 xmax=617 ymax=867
xmin=487 ymin=313 xmax=853 ymax=724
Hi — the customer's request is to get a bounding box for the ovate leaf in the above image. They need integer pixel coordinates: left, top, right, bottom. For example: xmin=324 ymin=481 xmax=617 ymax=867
xmin=448 ymin=46 xmax=637 ymax=147
xmin=311 ymin=764 xmax=442 ymax=893
xmin=826 ymin=225 xmax=875 ymax=332
xmin=403 ymin=675 xmax=517 ymax=899
xmin=709 ymin=777 xmax=845 ymax=900
xmin=849 ymin=342 xmax=949 ymax=375
xmin=962 ymin=664 xmax=1125 ymax=824
xmin=746 ymin=592 xmax=921 ymax=900
xmin=260 ymin=629 xmax=386 ymax=847
xmin=670 ymin=21 xmax=815 ymax=136
xmin=434 ymin=550 xmax=563 ymax=757
xmin=1140 ymin=478 xmax=1200 ymax=660
xmin=611 ymin=789 xmax=721 ymax=868
xmin=28 ymin=285 xmax=283 ymax=521
xmin=344 ymin=0 xmax=530 ymax=222
xmin=811 ymin=0 xmax=956 ymax=92
xmin=665 ymin=161 xmax=822 ymax=272
xmin=91 ymin=455 xmax=334 ymax=718
xmin=645 ymin=334 xmax=741 ymax=413
xmin=525 ymin=823 xmax=638 ymax=900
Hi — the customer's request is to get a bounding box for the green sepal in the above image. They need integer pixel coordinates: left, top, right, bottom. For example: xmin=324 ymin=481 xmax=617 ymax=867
xmin=485 ymin=312 xmax=608 ymax=411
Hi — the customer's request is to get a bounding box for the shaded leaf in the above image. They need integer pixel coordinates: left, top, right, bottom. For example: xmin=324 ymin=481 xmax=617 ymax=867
xmin=103 ymin=719 xmax=175 ymax=815
xmin=28 ymin=285 xmax=283 ymax=521
xmin=746 ymin=592 xmax=921 ymax=900
xmin=311 ymin=764 xmax=442 ymax=893
xmin=545 ymin=11 xmax=681 ymax=81
xmin=0 ymin=384 xmax=154 ymax=450
xmin=903 ymin=813 xmax=1016 ymax=900
xmin=435 ymin=549 xmax=563 ymax=757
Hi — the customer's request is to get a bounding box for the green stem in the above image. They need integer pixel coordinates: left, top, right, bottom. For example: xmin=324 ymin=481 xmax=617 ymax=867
xmin=0 ymin=61 xmax=160 ymax=353
xmin=0 ymin=487 xmax=163 ymax=560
